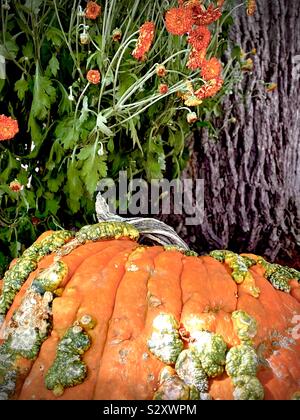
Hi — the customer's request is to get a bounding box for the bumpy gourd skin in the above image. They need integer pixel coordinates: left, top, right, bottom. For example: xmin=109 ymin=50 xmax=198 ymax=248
xmin=45 ymin=325 xmax=91 ymax=397
xmin=231 ymin=310 xmax=257 ymax=344
xmin=258 ymin=257 xmax=300 ymax=292
xmin=75 ymin=222 xmax=139 ymax=243
xmin=0 ymin=230 xmax=72 ymax=319
xmin=147 ymin=313 xmax=183 ymax=364
xmin=190 ymin=331 xmax=227 ymax=377
xmin=175 ymin=349 xmax=208 ymax=392
xmin=231 ymin=375 xmax=264 ymax=400
xmin=153 ymin=366 xmax=202 ymax=400
xmin=225 ymin=345 xmax=258 ymax=377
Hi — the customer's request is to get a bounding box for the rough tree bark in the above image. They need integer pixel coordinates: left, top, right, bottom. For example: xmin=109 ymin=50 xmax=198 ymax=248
xmin=161 ymin=0 xmax=300 ymax=267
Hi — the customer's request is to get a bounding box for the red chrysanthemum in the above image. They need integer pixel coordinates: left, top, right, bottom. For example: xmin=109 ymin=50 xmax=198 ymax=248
xmin=132 ymin=22 xmax=155 ymax=61
xmin=186 ymin=48 xmax=206 ymax=70
xmin=194 ymin=77 xmax=224 ymax=99
xmin=158 ymin=83 xmax=169 ymax=94
xmin=165 ymin=7 xmax=193 ymax=36
xmin=87 ymin=69 xmax=101 ymax=84
xmin=187 ymin=26 xmax=211 ymax=51
xmin=85 ymin=1 xmax=101 ymax=20
xmin=200 ymin=57 xmax=222 ymax=81
xmin=188 ymin=3 xmax=222 ymax=26
xmin=0 ymin=114 xmax=19 ymax=141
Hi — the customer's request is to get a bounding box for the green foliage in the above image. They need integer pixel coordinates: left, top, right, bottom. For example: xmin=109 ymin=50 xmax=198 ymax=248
xmin=0 ymin=0 xmax=240 ymax=272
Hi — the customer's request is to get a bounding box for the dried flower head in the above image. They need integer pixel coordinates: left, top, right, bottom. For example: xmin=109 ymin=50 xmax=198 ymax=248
xmin=165 ymin=6 xmax=193 ymax=36
xmin=195 ymin=77 xmax=223 ymax=99
xmin=112 ymin=28 xmax=122 ymax=42
xmin=87 ymin=69 xmax=101 ymax=84
xmin=132 ymin=21 xmax=155 ymax=61
xmin=9 ymin=180 xmax=22 ymax=192
xmin=80 ymin=32 xmax=90 ymax=44
xmin=0 ymin=114 xmax=19 ymax=141
xmin=186 ymin=111 xmax=198 ymax=124
xmin=247 ymin=0 xmax=256 ymax=16
xmin=156 ymin=64 xmax=167 ymax=77
xmin=200 ymin=57 xmax=222 ymax=81
xmin=187 ymin=26 xmax=211 ymax=51
xmin=158 ymin=83 xmax=169 ymax=94
xmin=85 ymin=1 xmax=101 ymax=20
xmin=241 ymin=58 xmax=254 ymax=71
xmin=186 ymin=48 xmax=206 ymax=70
xmin=265 ymin=82 xmax=277 ymax=92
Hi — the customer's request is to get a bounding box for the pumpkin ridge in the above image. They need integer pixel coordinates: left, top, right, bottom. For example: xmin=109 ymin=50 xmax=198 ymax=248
xmin=93 ymin=246 xmax=164 ymax=399
xmin=18 ymin=241 xmax=136 ymax=400
xmin=91 ymin=244 xmax=148 ymax=399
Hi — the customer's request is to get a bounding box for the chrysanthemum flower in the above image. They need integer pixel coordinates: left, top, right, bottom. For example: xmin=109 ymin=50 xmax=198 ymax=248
xmin=9 ymin=180 xmax=22 ymax=192
xmin=85 ymin=1 xmax=101 ymax=20
xmin=165 ymin=7 xmax=194 ymax=36
xmin=158 ymin=83 xmax=169 ymax=94
xmin=0 ymin=114 xmax=19 ymax=141
xmin=186 ymin=48 xmax=206 ymax=70
xmin=200 ymin=57 xmax=222 ymax=81
xmin=188 ymin=3 xmax=222 ymax=26
xmin=194 ymin=77 xmax=223 ymax=99
xmin=187 ymin=26 xmax=211 ymax=51
xmin=132 ymin=22 xmax=155 ymax=61
xmin=156 ymin=64 xmax=167 ymax=77
xmin=87 ymin=70 xmax=101 ymax=84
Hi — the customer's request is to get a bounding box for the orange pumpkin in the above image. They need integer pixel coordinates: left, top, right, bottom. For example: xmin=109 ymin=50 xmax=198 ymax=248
xmin=0 ymin=219 xmax=300 ymax=401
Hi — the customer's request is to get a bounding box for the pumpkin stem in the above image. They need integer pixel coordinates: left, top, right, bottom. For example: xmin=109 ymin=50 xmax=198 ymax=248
xmin=95 ymin=192 xmax=189 ymax=250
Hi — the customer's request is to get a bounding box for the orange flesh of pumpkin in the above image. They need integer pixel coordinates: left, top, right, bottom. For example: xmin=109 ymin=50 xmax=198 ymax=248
xmin=1 ymin=236 xmax=300 ymax=400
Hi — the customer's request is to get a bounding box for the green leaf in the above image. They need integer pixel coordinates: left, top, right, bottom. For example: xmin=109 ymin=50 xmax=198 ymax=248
xmin=107 ymin=137 xmax=114 ymax=153
xmin=0 ymin=37 xmax=18 ymax=60
xmin=47 ymin=172 xmax=65 ymax=193
xmin=64 ymin=162 xmax=84 ymax=213
xmin=45 ymin=27 xmax=64 ymax=48
xmin=14 ymin=78 xmax=29 ymax=100
xmin=96 ymin=113 xmax=113 ymax=137
xmin=30 ymin=65 xmax=56 ymax=121
xmin=24 ymin=0 xmax=43 ymax=14
xmin=81 ymin=154 xmax=107 ymax=196
xmin=22 ymin=42 xmax=34 ymax=60
xmin=55 ymin=117 xmax=79 ymax=149
xmin=48 ymin=55 xmax=60 ymax=77
xmin=45 ymin=197 xmax=60 ymax=215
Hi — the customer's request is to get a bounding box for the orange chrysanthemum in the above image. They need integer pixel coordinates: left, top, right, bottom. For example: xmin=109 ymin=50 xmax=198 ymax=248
xmin=87 ymin=69 xmax=101 ymax=84
xmin=9 ymin=180 xmax=22 ymax=192
xmin=200 ymin=57 xmax=222 ymax=81
xmin=194 ymin=77 xmax=223 ymax=99
xmin=187 ymin=26 xmax=211 ymax=51
xmin=85 ymin=1 xmax=101 ymax=20
xmin=0 ymin=114 xmax=19 ymax=141
xmin=158 ymin=84 xmax=169 ymax=94
xmin=165 ymin=7 xmax=193 ymax=36
xmin=132 ymin=22 xmax=155 ymax=61
xmin=186 ymin=48 xmax=206 ymax=70
xmin=188 ymin=3 xmax=222 ymax=26
xmin=156 ymin=64 xmax=167 ymax=77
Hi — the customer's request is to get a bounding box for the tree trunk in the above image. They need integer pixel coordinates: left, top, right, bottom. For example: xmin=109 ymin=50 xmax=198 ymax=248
xmin=161 ymin=0 xmax=300 ymax=267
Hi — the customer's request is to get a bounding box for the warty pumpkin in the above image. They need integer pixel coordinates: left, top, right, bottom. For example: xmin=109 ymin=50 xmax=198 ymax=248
xmin=0 ymin=211 xmax=300 ymax=400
